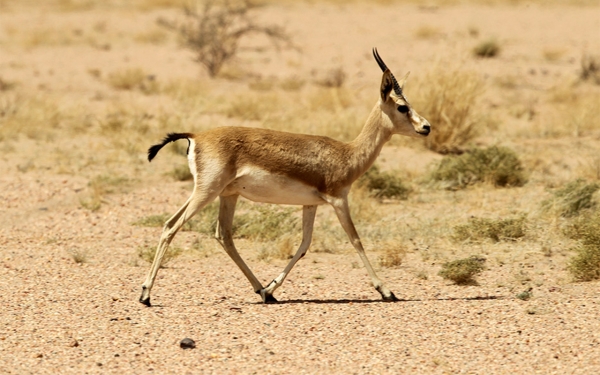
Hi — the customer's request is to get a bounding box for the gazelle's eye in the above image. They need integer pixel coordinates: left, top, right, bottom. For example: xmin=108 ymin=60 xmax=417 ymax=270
xmin=397 ymin=105 xmax=409 ymax=114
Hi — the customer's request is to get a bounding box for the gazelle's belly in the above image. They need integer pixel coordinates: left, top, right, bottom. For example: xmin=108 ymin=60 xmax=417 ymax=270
xmin=222 ymin=166 xmax=326 ymax=206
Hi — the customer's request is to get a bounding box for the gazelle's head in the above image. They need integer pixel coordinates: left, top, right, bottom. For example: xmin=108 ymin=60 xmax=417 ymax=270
xmin=373 ymin=48 xmax=431 ymax=138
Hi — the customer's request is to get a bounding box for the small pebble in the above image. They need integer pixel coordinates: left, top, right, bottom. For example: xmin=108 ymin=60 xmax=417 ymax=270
xmin=180 ymin=338 xmax=196 ymax=349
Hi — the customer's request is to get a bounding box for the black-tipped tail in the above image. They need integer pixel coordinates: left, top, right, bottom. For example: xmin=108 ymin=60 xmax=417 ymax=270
xmin=147 ymin=132 xmax=194 ymax=162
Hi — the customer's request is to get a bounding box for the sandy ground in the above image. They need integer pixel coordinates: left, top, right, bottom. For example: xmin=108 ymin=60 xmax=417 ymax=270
xmin=1 ymin=1 xmax=600 ymax=374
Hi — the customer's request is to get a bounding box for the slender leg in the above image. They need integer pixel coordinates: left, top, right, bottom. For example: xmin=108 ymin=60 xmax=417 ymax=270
xmin=331 ymin=197 xmax=398 ymax=301
xmin=260 ymin=205 xmax=318 ymax=302
xmin=215 ymin=195 xmax=266 ymax=299
xmin=139 ymin=188 xmax=219 ymax=306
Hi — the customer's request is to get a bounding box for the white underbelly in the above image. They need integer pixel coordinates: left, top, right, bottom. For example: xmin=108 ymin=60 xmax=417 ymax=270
xmin=222 ymin=167 xmax=326 ymax=206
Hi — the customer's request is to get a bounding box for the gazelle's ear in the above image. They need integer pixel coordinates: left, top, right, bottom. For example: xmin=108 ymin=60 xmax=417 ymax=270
xmin=398 ymin=71 xmax=410 ymax=90
xmin=380 ymin=70 xmax=394 ymax=102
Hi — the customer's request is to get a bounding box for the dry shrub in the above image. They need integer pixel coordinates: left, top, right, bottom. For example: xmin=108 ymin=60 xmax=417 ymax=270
xmin=0 ymin=76 xmax=16 ymax=91
xmin=429 ymin=146 xmax=527 ymax=190
xmin=542 ymin=47 xmax=566 ymax=62
xmin=106 ymin=68 xmax=159 ymax=94
xmin=411 ymin=67 xmax=486 ymax=154
xmin=473 ymin=39 xmax=500 ymax=58
xmin=280 ymin=76 xmax=306 ymax=91
xmin=438 ymin=256 xmax=486 ymax=285
xmin=67 ymin=248 xmax=88 ymax=264
xmin=133 ymin=201 xmax=220 ymax=234
xmin=314 ymin=67 xmax=346 ymax=88
xmin=542 ymin=179 xmax=599 ymax=217
xmin=580 ymin=54 xmax=600 ymax=85
xmin=565 ymin=212 xmax=600 ymax=281
xmin=378 ymin=241 xmax=407 ymax=268
xmin=80 ymin=175 xmax=130 ymax=211
xmin=159 ymin=0 xmax=292 ymax=77
xmin=258 ymin=234 xmax=296 ymax=261
xmin=358 ymin=165 xmax=410 ymax=200
xmin=414 ymin=25 xmax=443 ymax=40
xmin=545 ymin=87 xmax=600 ymax=138
xmin=453 ymin=215 xmax=527 ymax=243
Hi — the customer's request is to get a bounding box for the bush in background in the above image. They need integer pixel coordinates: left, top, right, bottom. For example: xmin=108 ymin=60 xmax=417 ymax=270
xmin=412 ymin=67 xmax=486 ymax=154
xmin=565 ymin=212 xmax=600 ymax=281
xmin=358 ymin=165 xmax=411 ymax=200
xmin=429 ymin=146 xmax=527 ymax=190
xmin=439 ymin=256 xmax=486 ymax=285
xmin=542 ymin=179 xmax=599 ymax=217
xmin=453 ymin=215 xmax=527 ymax=243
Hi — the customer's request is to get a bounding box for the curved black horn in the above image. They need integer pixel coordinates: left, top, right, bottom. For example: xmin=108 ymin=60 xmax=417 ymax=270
xmin=372 ymin=48 xmax=403 ymax=95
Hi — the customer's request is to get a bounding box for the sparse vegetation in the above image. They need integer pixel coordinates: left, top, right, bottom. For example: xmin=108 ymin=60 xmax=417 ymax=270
xmin=170 ymin=164 xmax=193 ymax=181
xmin=314 ymin=67 xmax=346 ymax=88
xmin=158 ymin=0 xmax=292 ymax=77
xmin=67 ymin=248 xmax=88 ymax=264
xmin=566 ymin=211 xmax=600 ymax=281
xmin=429 ymin=146 xmax=527 ymax=190
xmin=412 ymin=67 xmax=486 ymax=154
xmin=438 ymin=256 xmax=486 ymax=285
xmin=106 ymin=68 xmax=160 ymax=94
xmin=580 ymin=54 xmax=600 ymax=85
xmin=358 ymin=165 xmax=410 ymax=200
xmin=236 ymin=204 xmax=299 ymax=241
xmin=453 ymin=215 xmax=527 ymax=243
xmin=137 ymin=245 xmax=184 ymax=268
xmin=80 ymin=175 xmax=130 ymax=211
xmin=378 ymin=241 xmax=407 ymax=268
xmin=473 ymin=39 xmax=500 ymax=58
xmin=542 ymin=179 xmax=599 ymax=217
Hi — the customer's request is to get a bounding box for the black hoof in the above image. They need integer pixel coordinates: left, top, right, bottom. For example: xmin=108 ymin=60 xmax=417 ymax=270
xmin=264 ymin=294 xmax=278 ymax=304
xmin=139 ymin=297 xmax=151 ymax=307
xmin=382 ymin=292 xmax=399 ymax=302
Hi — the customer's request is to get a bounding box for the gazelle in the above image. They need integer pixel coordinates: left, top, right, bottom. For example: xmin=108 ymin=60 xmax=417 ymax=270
xmin=139 ymin=49 xmax=431 ymax=306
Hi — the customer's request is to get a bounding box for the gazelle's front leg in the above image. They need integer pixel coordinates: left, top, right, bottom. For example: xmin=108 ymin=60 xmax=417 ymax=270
xmin=216 ymin=195 xmax=266 ymax=299
xmin=330 ymin=196 xmax=398 ymax=301
xmin=260 ymin=205 xmax=318 ymax=302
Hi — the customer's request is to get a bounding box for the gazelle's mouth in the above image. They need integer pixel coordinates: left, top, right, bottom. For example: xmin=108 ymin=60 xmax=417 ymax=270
xmin=417 ymin=125 xmax=431 ymax=136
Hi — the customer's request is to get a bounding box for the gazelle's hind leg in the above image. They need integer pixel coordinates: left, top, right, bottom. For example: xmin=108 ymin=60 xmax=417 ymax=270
xmin=140 ymin=188 xmax=220 ymax=306
xmin=260 ymin=205 xmax=317 ymax=302
xmin=215 ymin=195 xmax=266 ymax=299
xmin=330 ymin=196 xmax=398 ymax=301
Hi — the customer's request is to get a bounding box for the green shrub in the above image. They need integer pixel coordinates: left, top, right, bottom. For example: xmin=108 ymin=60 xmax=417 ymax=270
xmin=565 ymin=212 xmax=600 ymax=281
xmin=429 ymin=146 xmax=527 ymax=190
xmin=439 ymin=256 xmax=486 ymax=284
xmin=358 ymin=165 xmax=410 ymax=200
xmin=542 ymin=179 xmax=599 ymax=217
xmin=236 ymin=205 xmax=299 ymax=241
xmin=453 ymin=215 xmax=527 ymax=243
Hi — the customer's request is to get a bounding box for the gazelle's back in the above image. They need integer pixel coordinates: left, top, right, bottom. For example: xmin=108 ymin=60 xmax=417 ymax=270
xmin=193 ymin=126 xmax=356 ymax=195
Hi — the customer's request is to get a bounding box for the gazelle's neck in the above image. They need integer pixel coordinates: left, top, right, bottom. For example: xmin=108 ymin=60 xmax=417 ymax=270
xmin=347 ymin=103 xmax=393 ymax=182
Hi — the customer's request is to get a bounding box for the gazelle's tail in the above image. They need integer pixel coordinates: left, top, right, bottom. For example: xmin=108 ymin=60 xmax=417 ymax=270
xmin=147 ymin=133 xmax=194 ymax=162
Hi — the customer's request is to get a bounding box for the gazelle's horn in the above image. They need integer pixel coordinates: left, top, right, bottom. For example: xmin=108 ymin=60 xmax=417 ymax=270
xmin=372 ymin=48 xmax=403 ymax=95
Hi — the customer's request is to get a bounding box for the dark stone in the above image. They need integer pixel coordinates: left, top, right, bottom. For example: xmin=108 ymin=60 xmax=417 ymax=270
xmin=180 ymin=338 xmax=196 ymax=349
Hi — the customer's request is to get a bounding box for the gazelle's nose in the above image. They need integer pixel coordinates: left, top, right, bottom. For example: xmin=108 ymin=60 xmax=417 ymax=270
xmin=420 ymin=124 xmax=431 ymax=135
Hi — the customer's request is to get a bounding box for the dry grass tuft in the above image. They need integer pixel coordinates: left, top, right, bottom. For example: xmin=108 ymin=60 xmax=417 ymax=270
xmin=414 ymin=25 xmax=443 ymax=40
xmin=358 ymin=165 xmax=410 ymax=200
xmin=542 ymin=179 xmax=599 ymax=217
xmin=429 ymin=146 xmax=527 ymax=190
xmin=67 ymin=248 xmax=88 ymax=264
xmin=106 ymin=68 xmax=160 ymax=94
xmin=137 ymin=245 xmax=183 ymax=268
xmin=453 ymin=215 xmax=527 ymax=243
xmin=438 ymin=256 xmax=486 ymax=285
xmin=412 ymin=67 xmax=486 ymax=154
xmin=258 ymin=234 xmax=296 ymax=261
xmin=565 ymin=211 xmax=600 ymax=281
xmin=580 ymin=54 xmax=600 ymax=85
xmin=80 ymin=175 xmax=130 ymax=211
xmin=159 ymin=0 xmax=292 ymax=77
xmin=314 ymin=67 xmax=346 ymax=88
xmin=0 ymin=77 xmax=16 ymax=91
xmin=473 ymin=39 xmax=500 ymax=58
xmin=378 ymin=241 xmax=407 ymax=268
